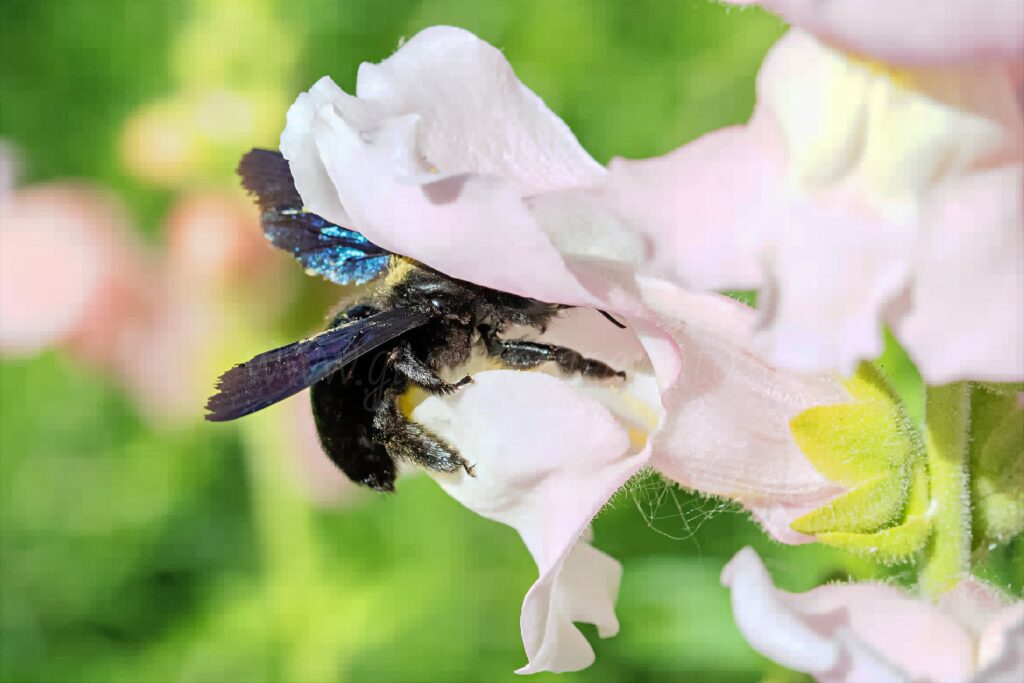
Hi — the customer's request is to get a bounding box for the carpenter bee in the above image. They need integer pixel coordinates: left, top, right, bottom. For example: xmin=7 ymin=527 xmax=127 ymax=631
xmin=206 ymin=149 xmax=627 ymax=492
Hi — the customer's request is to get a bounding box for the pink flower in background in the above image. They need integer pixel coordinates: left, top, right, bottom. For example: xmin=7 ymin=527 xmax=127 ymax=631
xmin=280 ymin=25 xmax=851 ymax=672
xmin=722 ymin=547 xmax=1024 ymax=683
xmin=0 ymin=161 xmax=357 ymax=506
xmin=165 ymin=190 xmax=286 ymax=288
xmin=0 ymin=182 xmax=264 ymax=421
xmin=605 ymin=20 xmax=1023 ymax=382
xmin=0 ymin=180 xmax=155 ymax=359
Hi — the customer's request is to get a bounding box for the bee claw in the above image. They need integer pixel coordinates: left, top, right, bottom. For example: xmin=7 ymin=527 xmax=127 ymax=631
xmin=456 ymin=375 xmax=474 ymax=387
xmin=463 ymin=461 xmax=477 ymax=477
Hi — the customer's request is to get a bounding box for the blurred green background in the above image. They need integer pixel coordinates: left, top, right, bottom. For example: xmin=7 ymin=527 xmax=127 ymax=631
xmin=2 ymin=2 xmax=1019 ymax=682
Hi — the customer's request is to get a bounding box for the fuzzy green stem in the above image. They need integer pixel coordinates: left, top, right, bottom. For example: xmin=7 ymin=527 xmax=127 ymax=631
xmin=920 ymin=383 xmax=972 ymax=598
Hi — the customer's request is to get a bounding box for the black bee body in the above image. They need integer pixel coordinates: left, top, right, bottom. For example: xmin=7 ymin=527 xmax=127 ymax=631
xmin=206 ymin=150 xmax=626 ymax=492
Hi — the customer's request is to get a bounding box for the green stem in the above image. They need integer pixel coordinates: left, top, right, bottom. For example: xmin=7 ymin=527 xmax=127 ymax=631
xmin=920 ymin=382 xmax=972 ymax=598
xmin=242 ymin=410 xmax=337 ymax=683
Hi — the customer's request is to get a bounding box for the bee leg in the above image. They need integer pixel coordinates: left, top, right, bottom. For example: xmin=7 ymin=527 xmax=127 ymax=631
xmin=479 ymin=325 xmax=626 ymax=380
xmin=389 ymin=343 xmax=472 ymax=395
xmin=374 ymin=398 xmax=472 ymax=476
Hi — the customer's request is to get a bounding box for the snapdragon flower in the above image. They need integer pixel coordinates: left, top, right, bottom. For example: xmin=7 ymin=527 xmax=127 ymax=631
xmin=722 ymin=547 xmax=1024 ymax=683
xmin=605 ymin=6 xmax=1023 ymax=382
xmin=279 ymin=25 xmax=854 ymax=672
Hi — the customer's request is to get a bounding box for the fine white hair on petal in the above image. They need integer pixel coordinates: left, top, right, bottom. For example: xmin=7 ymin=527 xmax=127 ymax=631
xmin=639 ymin=278 xmax=849 ymax=542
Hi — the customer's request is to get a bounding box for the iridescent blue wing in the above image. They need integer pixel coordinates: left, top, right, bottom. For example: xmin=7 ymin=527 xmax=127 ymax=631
xmin=238 ymin=148 xmax=391 ymax=285
xmin=205 ymin=307 xmax=429 ymax=421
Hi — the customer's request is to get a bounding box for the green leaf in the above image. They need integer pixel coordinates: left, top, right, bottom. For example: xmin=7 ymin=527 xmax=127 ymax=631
xmin=791 ymin=364 xmax=924 ymax=539
xmin=813 ymin=459 xmax=931 ymax=564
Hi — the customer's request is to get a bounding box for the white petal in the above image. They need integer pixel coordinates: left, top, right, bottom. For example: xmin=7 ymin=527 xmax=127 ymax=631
xmin=353 ymin=26 xmax=604 ymax=193
xmin=975 ymin=603 xmax=1024 ymax=682
xmin=279 ymin=76 xmax=354 ymax=225
xmin=411 ymin=370 xmax=648 ymax=673
xmin=894 ymin=165 xmax=1024 ymax=383
xmin=307 ymin=103 xmax=600 ymax=306
xmin=721 ymin=548 xmax=841 ymax=674
xmin=518 ymin=535 xmax=623 ymax=674
xmin=722 ymin=547 xmax=980 ymax=683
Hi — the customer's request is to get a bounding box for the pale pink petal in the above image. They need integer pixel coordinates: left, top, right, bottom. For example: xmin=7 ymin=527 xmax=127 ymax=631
xmin=165 ymin=190 xmax=284 ymax=287
xmin=938 ymin=577 xmax=1014 ymax=637
xmin=279 ymin=76 xmax=355 ymax=226
xmin=351 ymin=26 xmax=605 ymax=193
xmin=893 ymin=166 xmax=1024 ymax=383
xmin=308 ymin=110 xmax=599 ymax=306
xmin=518 ymin=532 xmax=624 ymax=674
xmin=604 ymin=34 xmax=911 ymax=375
xmin=604 ymin=124 xmax=773 ymax=291
xmin=722 ymin=547 xmax=979 ymax=683
xmin=721 ymin=547 xmax=842 ymax=675
xmin=641 ymin=280 xmax=848 ymax=543
xmin=976 ymin=603 xmax=1024 ymax=682
xmin=608 ymin=29 xmax=1024 ymax=381
xmin=748 ymin=33 xmax=1023 ymax=381
xmin=411 ymin=370 xmax=647 ymax=673
xmin=752 ymin=197 xmax=912 ymax=376
xmin=279 ymin=26 xmax=633 ymax=308
xmin=937 ymin=579 xmax=1024 ymax=682
xmin=725 ymin=1 xmax=1024 ymax=66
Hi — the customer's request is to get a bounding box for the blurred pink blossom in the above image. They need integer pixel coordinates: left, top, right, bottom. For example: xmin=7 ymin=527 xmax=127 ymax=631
xmin=0 ymin=181 xmax=155 ymax=359
xmin=280 ymin=26 xmax=852 ymax=672
xmin=165 ymin=190 xmax=286 ymax=287
xmin=0 ymin=165 xmax=357 ymax=505
xmin=722 ymin=547 xmax=1024 ymax=683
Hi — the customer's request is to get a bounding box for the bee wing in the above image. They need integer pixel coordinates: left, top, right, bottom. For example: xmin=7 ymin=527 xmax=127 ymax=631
xmin=238 ymin=148 xmax=392 ymax=285
xmin=205 ymin=308 xmax=429 ymax=422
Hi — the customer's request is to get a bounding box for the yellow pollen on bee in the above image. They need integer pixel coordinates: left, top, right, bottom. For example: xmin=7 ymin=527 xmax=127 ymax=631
xmin=397 ymin=385 xmax=429 ymax=419
xmin=384 ymin=256 xmax=417 ymax=286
